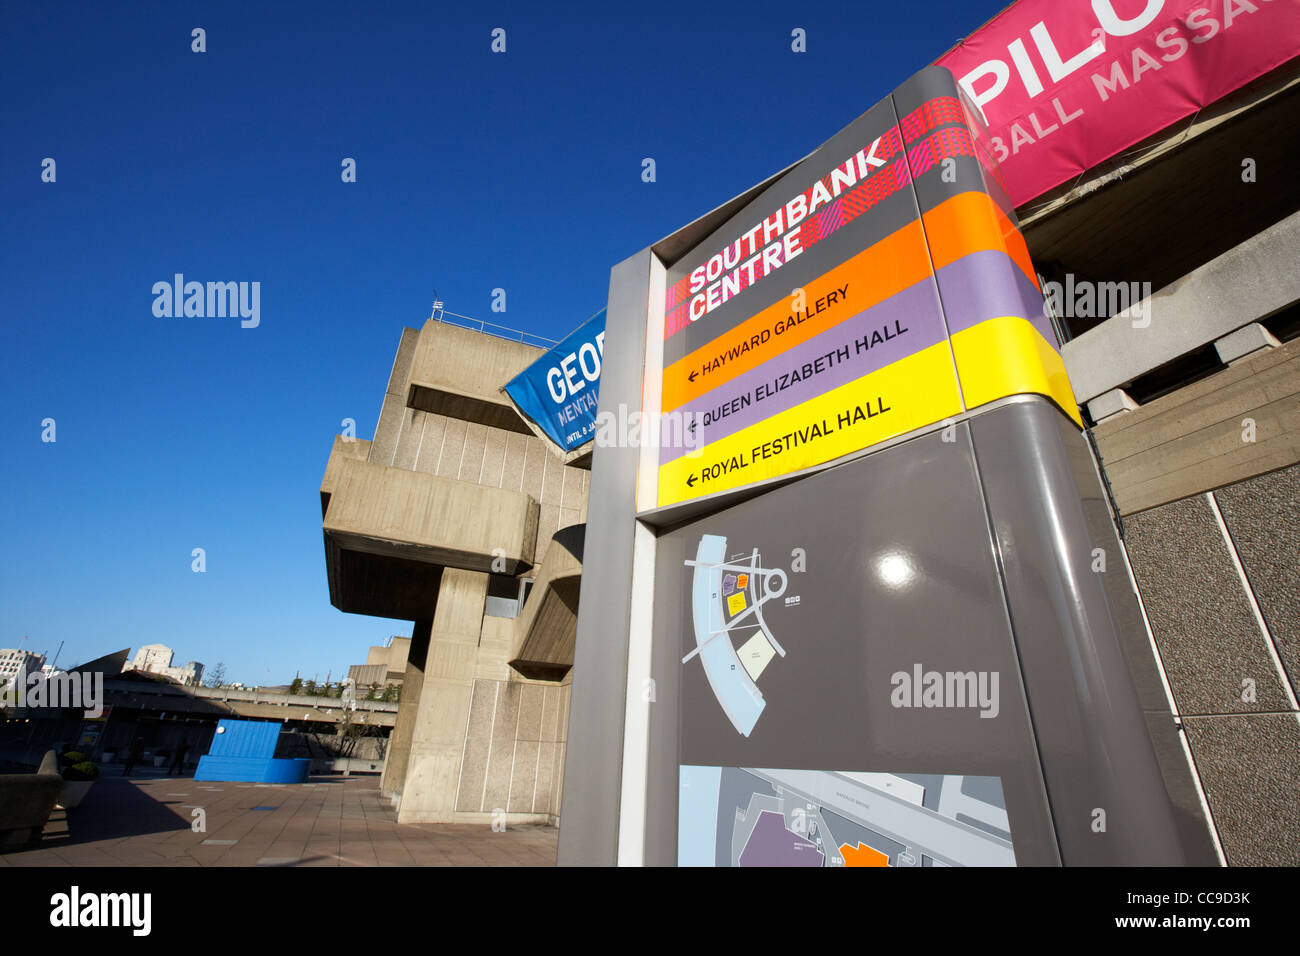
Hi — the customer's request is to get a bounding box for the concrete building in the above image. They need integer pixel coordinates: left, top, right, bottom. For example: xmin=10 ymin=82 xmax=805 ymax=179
xmin=0 ymin=650 xmax=46 ymax=690
xmin=347 ymin=636 xmax=411 ymax=691
xmin=125 ymin=644 xmax=204 ymax=686
xmin=320 ymin=319 xmax=589 ymax=824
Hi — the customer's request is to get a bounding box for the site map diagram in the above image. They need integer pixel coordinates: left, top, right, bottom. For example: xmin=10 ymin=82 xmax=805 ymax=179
xmin=679 ymin=766 xmax=1017 ymax=867
xmin=671 ymin=483 xmax=1027 ymax=867
xmin=681 ymin=533 xmax=789 ymax=737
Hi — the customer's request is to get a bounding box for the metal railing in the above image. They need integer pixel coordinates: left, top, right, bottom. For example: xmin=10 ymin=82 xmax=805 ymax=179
xmin=430 ymin=306 xmax=558 ymax=349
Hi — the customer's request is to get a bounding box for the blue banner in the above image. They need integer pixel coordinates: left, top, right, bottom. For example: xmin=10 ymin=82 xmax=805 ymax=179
xmin=504 ymin=310 xmax=606 ymax=452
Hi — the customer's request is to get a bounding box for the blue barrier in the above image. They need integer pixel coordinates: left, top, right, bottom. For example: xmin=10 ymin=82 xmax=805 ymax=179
xmin=194 ymin=719 xmax=310 ymax=783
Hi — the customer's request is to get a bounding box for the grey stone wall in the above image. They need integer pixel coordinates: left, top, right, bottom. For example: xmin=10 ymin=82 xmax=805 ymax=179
xmin=1123 ymin=463 xmax=1300 ymax=865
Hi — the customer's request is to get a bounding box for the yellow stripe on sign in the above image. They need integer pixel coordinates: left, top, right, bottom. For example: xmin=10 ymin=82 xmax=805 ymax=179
xmin=657 ymin=342 xmax=963 ymax=507
xmin=950 ymin=315 xmax=1082 ymax=427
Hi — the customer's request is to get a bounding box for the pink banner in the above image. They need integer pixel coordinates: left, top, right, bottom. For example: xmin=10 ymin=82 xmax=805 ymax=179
xmin=936 ymin=0 xmax=1300 ymax=207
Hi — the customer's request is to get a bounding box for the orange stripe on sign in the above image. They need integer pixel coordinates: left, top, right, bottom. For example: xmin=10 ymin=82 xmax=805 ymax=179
xmin=923 ymin=191 xmax=1039 ymax=289
xmin=661 ymin=219 xmax=932 ymax=413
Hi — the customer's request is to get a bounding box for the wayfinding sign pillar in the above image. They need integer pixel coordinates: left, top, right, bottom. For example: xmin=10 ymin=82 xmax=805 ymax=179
xmin=560 ymin=66 xmax=1218 ymax=867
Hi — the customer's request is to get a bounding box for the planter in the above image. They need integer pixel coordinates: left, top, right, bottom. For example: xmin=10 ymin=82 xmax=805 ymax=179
xmin=58 ymin=780 xmax=94 ymax=809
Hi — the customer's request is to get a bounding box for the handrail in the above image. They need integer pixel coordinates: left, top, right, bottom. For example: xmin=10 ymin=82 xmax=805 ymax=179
xmin=430 ymin=307 xmax=559 ymax=349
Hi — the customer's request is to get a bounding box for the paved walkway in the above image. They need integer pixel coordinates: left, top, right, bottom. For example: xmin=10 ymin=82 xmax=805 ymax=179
xmin=1 ymin=769 xmax=557 ymax=867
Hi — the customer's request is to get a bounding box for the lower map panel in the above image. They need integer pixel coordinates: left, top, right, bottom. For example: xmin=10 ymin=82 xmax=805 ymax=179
xmin=679 ymin=765 xmax=1016 ymax=867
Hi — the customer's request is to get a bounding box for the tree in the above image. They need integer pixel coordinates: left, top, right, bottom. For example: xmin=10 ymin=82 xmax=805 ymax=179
xmin=205 ymin=662 xmax=227 ymax=688
xmin=289 ymin=677 xmax=302 ymax=696
xmin=366 ymin=683 xmax=379 ymax=701
xmin=304 ymin=680 xmax=317 ymax=696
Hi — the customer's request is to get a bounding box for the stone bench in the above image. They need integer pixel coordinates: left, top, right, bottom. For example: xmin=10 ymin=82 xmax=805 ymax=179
xmin=0 ymin=750 xmax=61 ymax=852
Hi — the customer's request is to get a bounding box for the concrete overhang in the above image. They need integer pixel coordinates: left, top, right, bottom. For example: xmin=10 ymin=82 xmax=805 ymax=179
xmin=509 ymin=524 xmax=584 ymax=681
xmin=321 ymin=435 xmax=372 ymax=518
xmin=324 ymin=457 xmax=539 ymax=619
xmin=1020 ymin=63 xmax=1300 ymax=332
xmin=407 ymin=320 xmax=543 ymax=435
xmin=1061 ymin=209 xmax=1300 ymax=404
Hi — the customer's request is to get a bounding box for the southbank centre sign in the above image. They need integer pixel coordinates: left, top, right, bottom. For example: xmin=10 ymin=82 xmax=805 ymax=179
xmin=648 ymin=69 xmax=1077 ymax=509
xmin=559 ymin=66 xmax=1218 ymax=868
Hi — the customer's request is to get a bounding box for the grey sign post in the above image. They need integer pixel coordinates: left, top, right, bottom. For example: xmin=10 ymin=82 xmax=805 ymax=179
xmin=559 ymin=66 xmax=1218 ymax=867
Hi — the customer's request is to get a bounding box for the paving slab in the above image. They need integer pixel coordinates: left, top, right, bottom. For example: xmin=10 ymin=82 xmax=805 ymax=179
xmin=2 ymin=774 xmax=556 ymax=867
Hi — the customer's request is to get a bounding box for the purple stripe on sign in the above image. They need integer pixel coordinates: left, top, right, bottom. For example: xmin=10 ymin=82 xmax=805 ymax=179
xmin=658 ymin=276 xmax=948 ymax=466
xmin=935 ymin=249 xmax=1057 ymax=347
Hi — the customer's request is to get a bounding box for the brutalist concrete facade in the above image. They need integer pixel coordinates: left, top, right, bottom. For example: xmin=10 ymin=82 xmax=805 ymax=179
xmin=320 ymin=319 xmax=589 ymax=824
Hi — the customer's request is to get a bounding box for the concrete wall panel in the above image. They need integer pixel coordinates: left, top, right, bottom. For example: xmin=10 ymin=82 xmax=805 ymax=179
xmin=435 ymin=419 xmax=468 ymax=480
xmin=508 ymin=740 xmax=541 ymax=812
xmin=1183 ymin=713 xmax=1300 ymax=866
xmin=482 ymin=428 xmax=507 ymax=488
xmin=386 ymin=327 xmax=420 ymax=397
xmin=413 ymin=413 xmax=448 ymax=476
xmin=1124 ymin=494 xmax=1293 ymax=715
xmin=561 ymin=464 xmax=585 ymax=510
xmin=521 ymin=438 xmax=545 ymax=503
xmin=1214 ymin=463 xmax=1300 ymax=693
xmin=535 ymin=741 xmax=558 ymax=814
xmin=459 ymin=422 xmax=488 ymax=482
xmin=369 ymin=392 xmax=404 ymax=467
xmin=482 ymin=685 xmax=521 ymax=811
xmin=392 ymin=407 xmax=426 ymax=471
xmin=1092 ymin=338 xmax=1300 ymax=515
xmin=455 ymin=681 xmax=495 ymax=811
xmin=502 ymin=434 xmax=527 ymax=493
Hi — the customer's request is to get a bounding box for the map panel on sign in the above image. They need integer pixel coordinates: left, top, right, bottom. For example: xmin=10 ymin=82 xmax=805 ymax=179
xmin=679 ymin=766 xmax=1016 ymax=867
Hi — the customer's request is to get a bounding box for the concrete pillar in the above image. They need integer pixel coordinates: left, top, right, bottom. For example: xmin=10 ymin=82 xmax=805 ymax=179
xmin=396 ymin=569 xmax=488 ymax=823
xmin=380 ymin=617 xmax=430 ymax=800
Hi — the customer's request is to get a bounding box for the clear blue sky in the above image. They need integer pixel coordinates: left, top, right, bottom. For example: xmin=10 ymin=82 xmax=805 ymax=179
xmin=0 ymin=0 xmax=1005 ymax=685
